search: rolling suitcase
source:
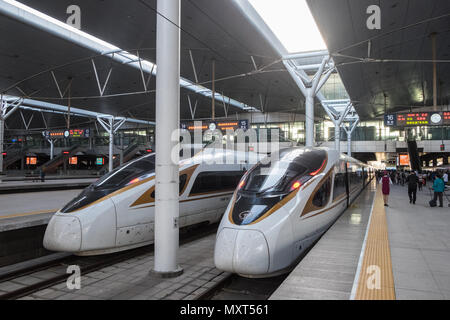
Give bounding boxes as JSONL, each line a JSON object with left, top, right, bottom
{"left": 429, "top": 187, "right": 437, "bottom": 207}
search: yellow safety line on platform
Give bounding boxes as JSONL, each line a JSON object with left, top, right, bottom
{"left": 354, "top": 185, "right": 396, "bottom": 300}
{"left": 0, "top": 209, "right": 56, "bottom": 220}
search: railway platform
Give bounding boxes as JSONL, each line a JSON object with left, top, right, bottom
{"left": 0, "top": 178, "right": 96, "bottom": 193}
{"left": 0, "top": 189, "right": 82, "bottom": 231}
{"left": 270, "top": 182, "right": 450, "bottom": 300}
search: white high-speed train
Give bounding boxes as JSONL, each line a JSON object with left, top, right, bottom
{"left": 214, "top": 147, "right": 374, "bottom": 278}
{"left": 43, "top": 149, "right": 260, "bottom": 255}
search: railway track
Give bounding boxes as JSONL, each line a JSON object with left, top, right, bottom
{"left": 196, "top": 231, "right": 322, "bottom": 300}
{"left": 0, "top": 222, "right": 218, "bottom": 300}
{"left": 196, "top": 273, "right": 289, "bottom": 300}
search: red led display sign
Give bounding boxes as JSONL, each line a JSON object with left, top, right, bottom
{"left": 396, "top": 113, "right": 430, "bottom": 126}
{"left": 444, "top": 112, "right": 450, "bottom": 124}
{"left": 394, "top": 112, "right": 450, "bottom": 126}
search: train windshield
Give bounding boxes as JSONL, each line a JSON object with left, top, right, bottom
{"left": 93, "top": 154, "right": 156, "bottom": 189}
{"left": 60, "top": 154, "right": 156, "bottom": 213}
{"left": 230, "top": 148, "right": 327, "bottom": 225}
{"left": 242, "top": 148, "right": 327, "bottom": 194}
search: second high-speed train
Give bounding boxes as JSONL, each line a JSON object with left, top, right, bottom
{"left": 214, "top": 147, "right": 374, "bottom": 278}
{"left": 44, "top": 149, "right": 260, "bottom": 255}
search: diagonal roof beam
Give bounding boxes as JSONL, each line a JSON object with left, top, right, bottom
{"left": 3, "top": 95, "right": 154, "bottom": 126}
{"left": 0, "top": 0, "right": 258, "bottom": 113}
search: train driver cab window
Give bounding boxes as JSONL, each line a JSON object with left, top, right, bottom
{"left": 312, "top": 177, "right": 331, "bottom": 208}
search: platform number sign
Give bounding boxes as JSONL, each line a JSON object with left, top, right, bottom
{"left": 239, "top": 120, "right": 249, "bottom": 131}
{"left": 384, "top": 114, "right": 396, "bottom": 127}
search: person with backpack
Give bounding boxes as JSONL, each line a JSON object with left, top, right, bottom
{"left": 431, "top": 173, "right": 445, "bottom": 207}
{"left": 406, "top": 171, "right": 419, "bottom": 204}
{"left": 380, "top": 171, "right": 393, "bottom": 207}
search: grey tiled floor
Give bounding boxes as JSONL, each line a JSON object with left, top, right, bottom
{"left": 386, "top": 184, "right": 450, "bottom": 300}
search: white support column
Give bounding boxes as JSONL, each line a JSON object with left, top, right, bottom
{"left": 47, "top": 139, "right": 55, "bottom": 160}
{"left": 321, "top": 102, "right": 352, "bottom": 153}
{"left": 343, "top": 118, "right": 359, "bottom": 157}
{"left": 334, "top": 124, "right": 341, "bottom": 152}
{"left": 108, "top": 117, "right": 114, "bottom": 172}
{"left": 347, "top": 131, "right": 352, "bottom": 157}
{"left": 0, "top": 96, "right": 20, "bottom": 176}
{"left": 97, "top": 116, "right": 126, "bottom": 172}
{"left": 152, "top": 0, "right": 182, "bottom": 277}
{"left": 283, "top": 56, "right": 333, "bottom": 147}
{"left": 305, "top": 89, "right": 314, "bottom": 147}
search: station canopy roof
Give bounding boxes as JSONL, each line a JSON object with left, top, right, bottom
{"left": 0, "top": 0, "right": 314, "bottom": 131}
{"left": 307, "top": 0, "right": 450, "bottom": 120}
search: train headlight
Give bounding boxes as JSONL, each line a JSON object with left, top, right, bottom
{"left": 290, "top": 181, "right": 302, "bottom": 191}
{"left": 125, "top": 172, "right": 154, "bottom": 186}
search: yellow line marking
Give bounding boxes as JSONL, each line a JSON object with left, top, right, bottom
{"left": 354, "top": 185, "right": 395, "bottom": 300}
{"left": 0, "top": 209, "right": 57, "bottom": 220}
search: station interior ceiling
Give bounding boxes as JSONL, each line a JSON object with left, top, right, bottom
{"left": 307, "top": 0, "right": 450, "bottom": 120}
{"left": 1, "top": 0, "right": 317, "bottom": 131}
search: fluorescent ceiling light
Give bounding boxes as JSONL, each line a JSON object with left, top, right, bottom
{"left": 248, "top": 0, "right": 326, "bottom": 53}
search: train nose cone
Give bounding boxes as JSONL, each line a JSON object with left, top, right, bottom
{"left": 43, "top": 215, "right": 82, "bottom": 252}
{"left": 214, "top": 228, "right": 269, "bottom": 276}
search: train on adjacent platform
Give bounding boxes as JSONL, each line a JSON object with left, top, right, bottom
{"left": 43, "top": 149, "right": 259, "bottom": 255}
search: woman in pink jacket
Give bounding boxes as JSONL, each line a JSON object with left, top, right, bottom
{"left": 380, "top": 171, "right": 393, "bottom": 206}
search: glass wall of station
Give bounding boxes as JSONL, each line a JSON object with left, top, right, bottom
{"left": 320, "top": 73, "right": 350, "bottom": 101}
{"left": 251, "top": 119, "right": 450, "bottom": 144}
{"left": 323, "top": 121, "right": 450, "bottom": 142}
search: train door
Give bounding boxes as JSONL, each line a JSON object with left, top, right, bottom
{"left": 332, "top": 160, "right": 348, "bottom": 209}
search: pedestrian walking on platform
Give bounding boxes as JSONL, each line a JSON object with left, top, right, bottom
{"left": 401, "top": 171, "right": 406, "bottom": 186}
{"left": 418, "top": 173, "right": 423, "bottom": 191}
{"left": 432, "top": 173, "right": 445, "bottom": 207}
{"left": 40, "top": 169, "right": 45, "bottom": 182}
{"left": 380, "top": 171, "right": 393, "bottom": 207}
{"left": 406, "top": 171, "right": 419, "bottom": 204}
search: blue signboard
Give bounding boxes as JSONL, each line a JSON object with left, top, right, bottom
{"left": 238, "top": 120, "right": 249, "bottom": 131}
{"left": 384, "top": 114, "right": 396, "bottom": 126}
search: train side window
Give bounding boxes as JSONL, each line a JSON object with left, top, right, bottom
{"left": 312, "top": 177, "right": 332, "bottom": 207}
{"left": 190, "top": 171, "right": 244, "bottom": 195}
